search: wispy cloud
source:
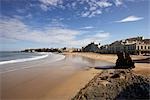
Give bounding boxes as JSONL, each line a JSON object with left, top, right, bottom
{"left": 39, "top": 0, "right": 63, "bottom": 11}
{"left": 38, "top": 0, "right": 140, "bottom": 18}
{"left": 40, "top": 4, "right": 49, "bottom": 11}
{"left": 80, "top": 0, "right": 112, "bottom": 17}
{"left": 0, "top": 17, "right": 110, "bottom": 47}
{"left": 39, "top": 0, "right": 62, "bottom": 6}
{"left": 80, "top": 26, "right": 94, "bottom": 29}
{"left": 96, "top": 1, "right": 112, "bottom": 8}
{"left": 114, "top": 0, "right": 123, "bottom": 6}
{"left": 116, "top": 16, "right": 143, "bottom": 23}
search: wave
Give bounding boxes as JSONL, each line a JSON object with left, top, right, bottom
{"left": 0, "top": 54, "right": 49, "bottom": 65}
{"left": 0, "top": 53, "right": 65, "bottom": 73}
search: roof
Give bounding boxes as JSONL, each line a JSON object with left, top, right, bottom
{"left": 126, "top": 36, "right": 143, "bottom": 41}
{"left": 142, "top": 39, "right": 150, "bottom": 44}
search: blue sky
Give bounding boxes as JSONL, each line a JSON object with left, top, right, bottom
{"left": 0, "top": 0, "right": 149, "bottom": 51}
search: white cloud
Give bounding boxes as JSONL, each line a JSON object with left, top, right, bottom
{"left": 39, "top": 0, "right": 63, "bottom": 11}
{"left": 39, "top": 0, "right": 112, "bottom": 17}
{"left": 96, "top": 1, "right": 112, "bottom": 8}
{"left": 39, "top": 0, "right": 62, "bottom": 6}
{"left": 116, "top": 16, "right": 144, "bottom": 23}
{"left": 80, "top": 26, "right": 94, "bottom": 29}
{"left": 38, "top": 0, "right": 140, "bottom": 18}
{"left": 80, "top": 0, "right": 112, "bottom": 17}
{"left": 81, "top": 0, "right": 112, "bottom": 17}
{"left": 40, "top": 4, "right": 49, "bottom": 11}
{"left": 114, "top": 0, "right": 123, "bottom": 6}
{"left": 48, "top": 18, "right": 66, "bottom": 27}
{"left": 74, "top": 32, "right": 110, "bottom": 46}
{"left": 0, "top": 17, "right": 110, "bottom": 47}
{"left": 0, "top": 17, "right": 78, "bottom": 44}
{"left": 81, "top": 11, "right": 90, "bottom": 17}
{"left": 88, "top": 10, "right": 102, "bottom": 18}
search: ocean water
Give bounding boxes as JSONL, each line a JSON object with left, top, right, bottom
{"left": 0, "top": 51, "right": 43, "bottom": 61}
{"left": 0, "top": 51, "right": 49, "bottom": 65}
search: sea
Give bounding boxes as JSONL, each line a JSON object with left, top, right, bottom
{"left": 0, "top": 51, "right": 49, "bottom": 65}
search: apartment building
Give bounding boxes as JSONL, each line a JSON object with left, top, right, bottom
{"left": 100, "top": 36, "right": 150, "bottom": 55}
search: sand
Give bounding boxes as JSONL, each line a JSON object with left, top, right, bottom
{"left": 42, "top": 52, "right": 150, "bottom": 100}
{"left": 44, "top": 68, "right": 101, "bottom": 100}
{"left": 1, "top": 54, "right": 103, "bottom": 100}
{"left": 1, "top": 52, "right": 149, "bottom": 100}
{"left": 66, "top": 52, "right": 150, "bottom": 76}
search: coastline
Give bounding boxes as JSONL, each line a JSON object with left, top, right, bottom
{"left": 1, "top": 53, "right": 105, "bottom": 100}
{"left": 65, "top": 52, "right": 150, "bottom": 99}
{"left": 0, "top": 53, "right": 65, "bottom": 74}
{"left": 65, "top": 52, "right": 150, "bottom": 76}
{"left": 55, "top": 52, "right": 149, "bottom": 99}
{"left": 0, "top": 52, "right": 66, "bottom": 65}
{"left": 1, "top": 52, "right": 149, "bottom": 100}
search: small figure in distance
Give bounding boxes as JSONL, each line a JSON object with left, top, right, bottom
{"left": 124, "top": 53, "right": 135, "bottom": 68}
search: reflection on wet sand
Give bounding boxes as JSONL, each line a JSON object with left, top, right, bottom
{"left": 1, "top": 54, "right": 113, "bottom": 100}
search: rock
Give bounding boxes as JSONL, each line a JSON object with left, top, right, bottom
{"left": 72, "top": 69, "right": 150, "bottom": 100}
{"left": 115, "top": 52, "right": 135, "bottom": 69}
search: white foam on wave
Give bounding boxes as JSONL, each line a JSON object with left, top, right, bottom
{"left": 0, "top": 53, "right": 49, "bottom": 65}
{"left": 0, "top": 53, "right": 65, "bottom": 74}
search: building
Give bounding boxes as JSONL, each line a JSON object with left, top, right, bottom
{"left": 61, "top": 47, "right": 81, "bottom": 52}
{"left": 135, "top": 39, "right": 150, "bottom": 55}
{"left": 82, "top": 42, "right": 100, "bottom": 52}
{"left": 100, "top": 36, "right": 150, "bottom": 55}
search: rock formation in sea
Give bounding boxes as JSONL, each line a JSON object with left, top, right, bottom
{"left": 72, "top": 69, "right": 150, "bottom": 100}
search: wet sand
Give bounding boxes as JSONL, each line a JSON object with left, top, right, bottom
{"left": 1, "top": 52, "right": 149, "bottom": 100}
{"left": 68, "top": 52, "right": 150, "bottom": 76}
{"left": 1, "top": 54, "right": 113, "bottom": 100}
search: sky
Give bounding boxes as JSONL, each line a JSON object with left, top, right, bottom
{"left": 0, "top": 0, "right": 149, "bottom": 51}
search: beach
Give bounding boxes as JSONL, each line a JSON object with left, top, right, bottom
{"left": 1, "top": 0, "right": 149, "bottom": 99}
{"left": 1, "top": 53, "right": 112, "bottom": 100}
{"left": 67, "top": 52, "right": 150, "bottom": 76}
{"left": 1, "top": 52, "right": 149, "bottom": 100}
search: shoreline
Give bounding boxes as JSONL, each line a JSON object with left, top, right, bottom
{"left": 1, "top": 52, "right": 149, "bottom": 100}
{"left": 0, "top": 53, "right": 65, "bottom": 74}
{"left": 65, "top": 52, "right": 150, "bottom": 99}
{"left": 1, "top": 53, "right": 105, "bottom": 100}
{"left": 0, "top": 52, "right": 65, "bottom": 66}
{"left": 64, "top": 52, "right": 150, "bottom": 76}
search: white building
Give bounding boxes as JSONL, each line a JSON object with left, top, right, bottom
{"left": 100, "top": 36, "right": 150, "bottom": 55}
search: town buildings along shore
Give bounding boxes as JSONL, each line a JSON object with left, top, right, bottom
{"left": 100, "top": 36, "right": 150, "bottom": 55}
{"left": 23, "top": 36, "right": 150, "bottom": 55}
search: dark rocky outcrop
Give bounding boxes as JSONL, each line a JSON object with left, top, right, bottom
{"left": 72, "top": 69, "right": 150, "bottom": 100}
{"left": 115, "top": 52, "right": 135, "bottom": 69}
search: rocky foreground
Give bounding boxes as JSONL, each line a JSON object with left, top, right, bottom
{"left": 72, "top": 69, "right": 150, "bottom": 100}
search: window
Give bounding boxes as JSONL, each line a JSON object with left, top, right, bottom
{"left": 141, "top": 46, "right": 143, "bottom": 49}
{"left": 137, "top": 46, "right": 139, "bottom": 50}
{"left": 148, "top": 46, "right": 150, "bottom": 49}
{"left": 145, "top": 46, "right": 146, "bottom": 49}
